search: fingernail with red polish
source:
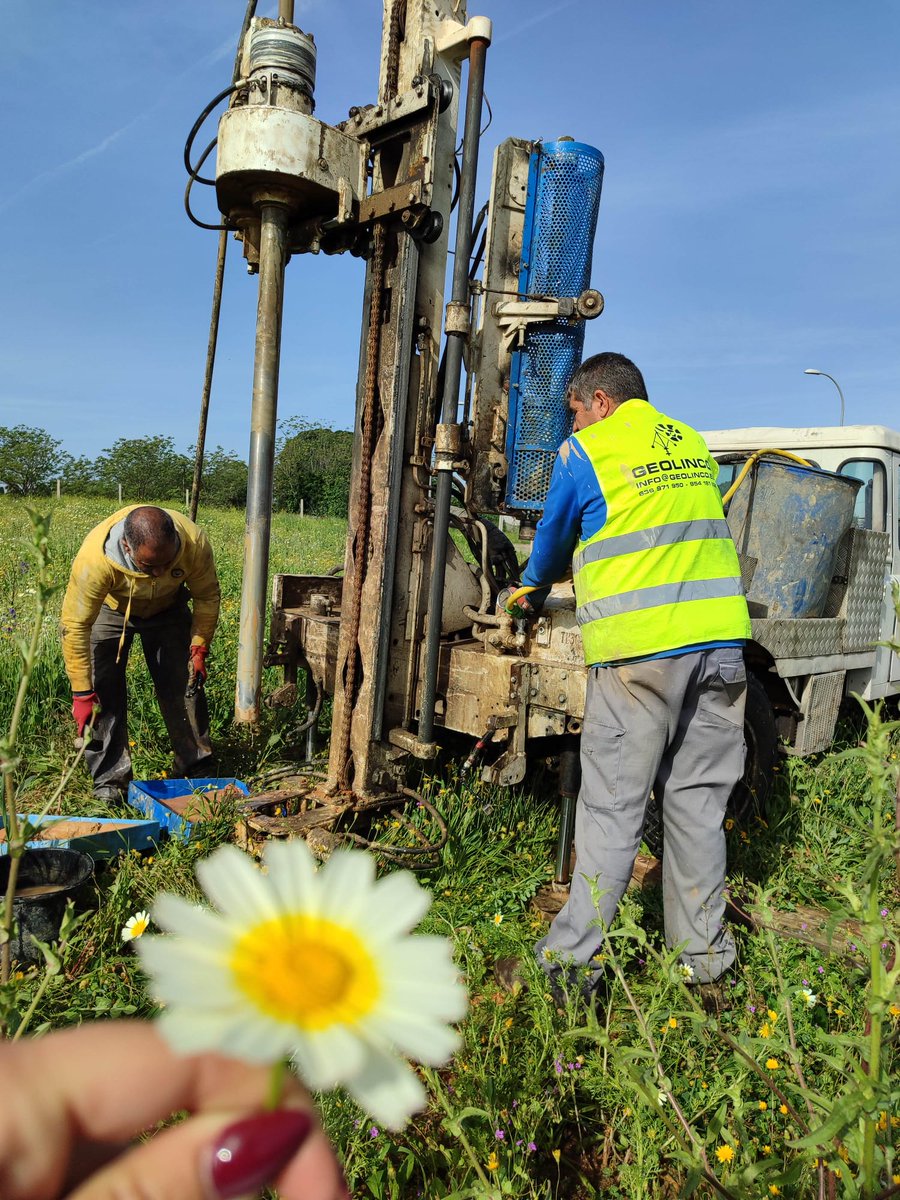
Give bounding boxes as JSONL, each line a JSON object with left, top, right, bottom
{"left": 208, "top": 1109, "right": 314, "bottom": 1199}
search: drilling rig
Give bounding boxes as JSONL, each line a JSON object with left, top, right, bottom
{"left": 188, "top": 0, "right": 608, "bottom": 877}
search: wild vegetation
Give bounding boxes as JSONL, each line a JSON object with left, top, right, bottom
{"left": 0, "top": 496, "right": 898, "bottom": 1198}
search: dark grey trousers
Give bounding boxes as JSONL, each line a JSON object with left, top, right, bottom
{"left": 86, "top": 601, "right": 213, "bottom": 796}
{"left": 536, "top": 646, "right": 747, "bottom": 985}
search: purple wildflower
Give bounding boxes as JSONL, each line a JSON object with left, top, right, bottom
{"left": 749, "top": 1005, "right": 756, "bottom": 1013}
{"left": 528, "top": 1142, "right": 537, "bottom": 1152}
{"left": 881, "top": 909, "right": 889, "bottom": 917}
{"left": 370, "top": 1126, "right": 379, "bottom": 1139}
{"left": 495, "top": 1129, "right": 505, "bottom": 1141}
{"left": 554, "top": 1058, "right": 563, "bottom": 1075}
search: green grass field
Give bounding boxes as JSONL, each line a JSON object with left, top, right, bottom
{"left": 1, "top": 496, "right": 898, "bottom": 1198}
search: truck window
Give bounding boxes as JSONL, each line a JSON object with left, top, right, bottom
{"left": 837, "top": 458, "right": 886, "bottom": 531}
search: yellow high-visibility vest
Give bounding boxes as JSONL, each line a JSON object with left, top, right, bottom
{"left": 572, "top": 399, "right": 750, "bottom": 664}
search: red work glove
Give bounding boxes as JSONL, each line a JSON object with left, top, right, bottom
{"left": 188, "top": 644, "right": 209, "bottom": 691}
{"left": 72, "top": 691, "right": 99, "bottom": 737}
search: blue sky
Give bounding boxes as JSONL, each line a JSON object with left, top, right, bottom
{"left": 2, "top": 1, "right": 898, "bottom": 461}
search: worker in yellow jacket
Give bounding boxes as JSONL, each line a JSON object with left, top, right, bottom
{"left": 60, "top": 505, "right": 221, "bottom": 801}
{"left": 507, "top": 352, "right": 751, "bottom": 1010}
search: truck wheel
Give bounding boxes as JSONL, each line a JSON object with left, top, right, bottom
{"left": 642, "top": 671, "right": 777, "bottom": 857}
{"left": 730, "top": 671, "right": 777, "bottom": 824}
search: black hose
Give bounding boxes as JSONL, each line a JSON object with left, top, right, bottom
{"left": 183, "top": 81, "right": 247, "bottom": 185}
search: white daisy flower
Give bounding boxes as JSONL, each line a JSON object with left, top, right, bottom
{"left": 121, "top": 910, "right": 151, "bottom": 942}
{"left": 799, "top": 987, "right": 818, "bottom": 1008}
{"left": 492, "top": 912, "right": 503, "bottom": 926}
{"left": 677, "top": 963, "right": 695, "bottom": 981}
{"left": 137, "top": 841, "right": 467, "bottom": 1129}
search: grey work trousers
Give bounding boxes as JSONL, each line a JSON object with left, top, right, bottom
{"left": 85, "top": 601, "right": 213, "bottom": 796}
{"left": 536, "top": 646, "right": 746, "bottom": 985}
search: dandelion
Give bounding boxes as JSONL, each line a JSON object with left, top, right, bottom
{"left": 715, "top": 1144, "right": 734, "bottom": 1163}
{"left": 138, "top": 841, "right": 467, "bottom": 1128}
{"left": 492, "top": 912, "right": 503, "bottom": 925}
{"left": 889, "top": 1004, "right": 900, "bottom": 1018}
{"left": 765, "top": 1058, "right": 780, "bottom": 1071}
{"left": 769, "top": 1187, "right": 781, "bottom": 1195}
{"left": 767, "top": 1009, "right": 778, "bottom": 1022}
{"left": 762, "top": 1144, "right": 772, "bottom": 1154}
{"left": 668, "top": 1016, "right": 678, "bottom": 1029}
{"left": 758, "top": 1100, "right": 768, "bottom": 1111}
{"left": 779, "top": 1104, "right": 788, "bottom": 1115}
{"left": 121, "top": 910, "right": 151, "bottom": 942}
{"left": 759, "top": 1022, "right": 772, "bottom": 1039}
{"left": 486, "top": 1151, "right": 499, "bottom": 1171}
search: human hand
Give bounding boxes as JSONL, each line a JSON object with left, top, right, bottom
{"left": 503, "top": 585, "right": 542, "bottom": 619}
{"left": 0, "top": 1020, "right": 348, "bottom": 1200}
{"left": 71, "top": 692, "right": 99, "bottom": 738}
{"left": 188, "top": 644, "right": 209, "bottom": 694}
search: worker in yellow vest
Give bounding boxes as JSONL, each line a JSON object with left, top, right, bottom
{"left": 508, "top": 352, "right": 751, "bottom": 1008}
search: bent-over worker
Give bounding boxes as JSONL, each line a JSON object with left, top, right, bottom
{"left": 511, "top": 352, "right": 751, "bottom": 1002}
{"left": 61, "top": 505, "right": 221, "bottom": 801}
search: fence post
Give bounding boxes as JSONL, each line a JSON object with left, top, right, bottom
{"left": 56, "top": 479, "right": 61, "bottom": 499}
{"left": 118, "top": 483, "right": 122, "bottom": 503}
{"left": 300, "top": 498, "right": 304, "bottom": 518}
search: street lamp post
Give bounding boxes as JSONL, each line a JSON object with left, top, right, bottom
{"left": 804, "top": 368, "right": 845, "bottom": 426}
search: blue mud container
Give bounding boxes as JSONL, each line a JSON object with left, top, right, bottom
{"left": 127, "top": 778, "right": 249, "bottom": 842}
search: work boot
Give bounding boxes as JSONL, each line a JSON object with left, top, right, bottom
{"left": 494, "top": 955, "right": 526, "bottom": 996}
{"left": 93, "top": 784, "right": 127, "bottom": 805}
{"left": 694, "top": 975, "right": 734, "bottom": 1015}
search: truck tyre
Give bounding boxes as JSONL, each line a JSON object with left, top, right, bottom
{"left": 730, "top": 670, "right": 777, "bottom": 824}
{"left": 642, "top": 670, "right": 777, "bottom": 857}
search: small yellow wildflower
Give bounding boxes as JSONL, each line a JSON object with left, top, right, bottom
{"left": 552, "top": 1149, "right": 561, "bottom": 1164}
{"left": 835, "top": 1006, "right": 845, "bottom": 1016}
{"left": 769, "top": 1187, "right": 781, "bottom": 1196}
{"left": 889, "top": 1004, "right": 900, "bottom": 1018}
{"left": 486, "top": 1151, "right": 499, "bottom": 1171}
{"left": 716, "top": 1144, "right": 734, "bottom": 1164}
{"left": 892, "top": 1174, "right": 900, "bottom": 1186}
{"left": 504, "top": 1016, "right": 513, "bottom": 1029}
{"left": 668, "top": 1016, "right": 678, "bottom": 1029}
{"left": 758, "top": 1100, "right": 768, "bottom": 1111}
{"left": 492, "top": 912, "right": 503, "bottom": 925}
{"left": 766, "top": 1058, "right": 780, "bottom": 1071}
{"left": 759, "top": 1022, "right": 772, "bottom": 1038}
{"left": 779, "top": 1104, "right": 788, "bottom": 1115}
{"left": 767, "top": 1009, "right": 778, "bottom": 1022}
{"left": 763, "top": 1145, "right": 772, "bottom": 1154}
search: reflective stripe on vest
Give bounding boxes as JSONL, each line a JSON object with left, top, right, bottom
{"left": 571, "top": 400, "right": 751, "bottom": 664}
{"left": 573, "top": 517, "right": 732, "bottom": 573}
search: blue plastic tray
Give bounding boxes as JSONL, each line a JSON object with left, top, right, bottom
{"left": 127, "top": 778, "right": 249, "bottom": 842}
{"left": 1, "top": 813, "right": 160, "bottom": 859}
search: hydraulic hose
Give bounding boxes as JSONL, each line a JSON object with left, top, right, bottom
{"left": 417, "top": 32, "right": 491, "bottom": 747}
{"left": 721, "top": 449, "right": 812, "bottom": 508}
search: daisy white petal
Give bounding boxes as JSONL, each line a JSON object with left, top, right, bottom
{"left": 263, "top": 838, "right": 320, "bottom": 913}
{"left": 292, "top": 1024, "right": 369, "bottom": 1089}
{"left": 152, "top": 893, "right": 233, "bottom": 948}
{"left": 344, "top": 1045, "right": 428, "bottom": 1131}
{"left": 121, "top": 911, "right": 151, "bottom": 942}
{"left": 355, "top": 871, "right": 432, "bottom": 943}
{"left": 371, "top": 1012, "right": 461, "bottom": 1065}
{"left": 195, "top": 845, "right": 279, "bottom": 923}
{"left": 317, "top": 849, "right": 377, "bottom": 922}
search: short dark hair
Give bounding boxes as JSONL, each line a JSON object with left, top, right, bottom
{"left": 124, "top": 506, "right": 176, "bottom": 551}
{"left": 568, "top": 352, "right": 648, "bottom": 409}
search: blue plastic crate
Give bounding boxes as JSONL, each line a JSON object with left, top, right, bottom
{"left": 1, "top": 813, "right": 160, "bottom": 859}
{"left": 127, "top": 778, "right": 249, "bottom": 842}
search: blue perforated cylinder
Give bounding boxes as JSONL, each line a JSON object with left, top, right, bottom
{"left": 504, "top": 139, "right": 604, "bottom": 511}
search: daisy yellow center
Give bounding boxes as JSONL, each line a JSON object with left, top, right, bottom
{"left": 130, "top": 915, "right": 149, "bottom": 937}
{"left": 230, "top": 914, "right": 381, "bottom": 1030}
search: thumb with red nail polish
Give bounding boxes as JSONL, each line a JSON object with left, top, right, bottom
{"left": 0, "top": 1022, "right": 349, "bottom": 1200}
{"left": 208, "top": 1109, "right": 313, "bottom": 1199}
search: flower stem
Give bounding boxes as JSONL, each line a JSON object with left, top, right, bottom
{"left": 423, "top": 1067, "right": 496, "bottom": 1196}
{"left": 266, "top": 1058, "right": 289, "bottom": 1110}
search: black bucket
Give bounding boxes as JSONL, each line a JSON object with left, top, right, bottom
{"left": 0, "top": 848, "right": 94, "bottom": 964}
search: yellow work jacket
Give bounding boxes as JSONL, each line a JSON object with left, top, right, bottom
{"left": 60, "top": 506, "right": 221, "bottom": 692}
{"left": 572, "top": 400, "right": 750, "bottom": 664}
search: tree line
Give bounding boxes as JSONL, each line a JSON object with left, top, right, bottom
{"left": 0, "top": 420, "right": 354, "bottom": 517}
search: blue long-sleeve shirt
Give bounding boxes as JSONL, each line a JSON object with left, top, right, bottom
{"left": 520, "top": 431, "right": 741, "bottom": 666}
